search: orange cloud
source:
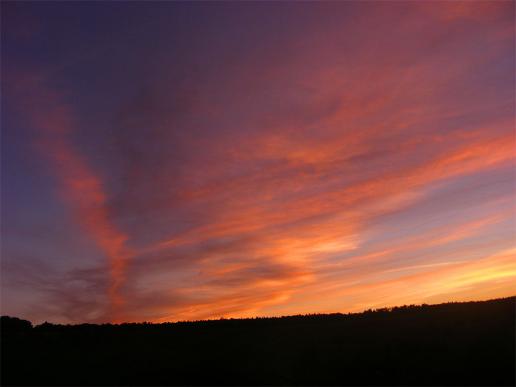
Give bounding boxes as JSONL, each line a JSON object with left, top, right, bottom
{"left": 3, "top": 1, "right": 513, "bottom": 324}
{"left": 24, "top": 78, "right": 132, "bottom": 321}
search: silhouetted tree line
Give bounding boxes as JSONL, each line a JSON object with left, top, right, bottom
{"left": 1, "top": 297, "right": 514, "bottom": 386}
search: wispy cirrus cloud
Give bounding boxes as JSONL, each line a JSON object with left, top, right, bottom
{"left": 4, "top": 73, "right": 132, "bottom": 321}
{"left": 1, "top": 1, "right": 514, "bottom": 323}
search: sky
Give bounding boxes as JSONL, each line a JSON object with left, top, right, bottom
{"left": 1, "top": 1, "right": 515, "bottom": 324}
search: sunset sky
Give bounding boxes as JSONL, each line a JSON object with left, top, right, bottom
{"left": 1, "top": 1, "right": 515, "bottom": 324}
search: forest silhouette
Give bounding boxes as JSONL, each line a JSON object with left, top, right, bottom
{"left": 1, "top": 296, "right": 514, "bottom": 386}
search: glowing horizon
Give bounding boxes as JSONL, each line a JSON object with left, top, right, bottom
{"left": 1, "top": 1, "right": 515, "bottom": 324}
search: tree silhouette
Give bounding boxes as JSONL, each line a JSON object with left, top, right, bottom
{"left": 1, "top": 297, "right": 514, "bottom": 386}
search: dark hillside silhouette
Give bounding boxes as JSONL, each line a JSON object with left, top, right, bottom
{"left": 1, "top": 297, "right": 515, "bottom": 386}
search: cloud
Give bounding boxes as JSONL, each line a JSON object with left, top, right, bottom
{"left": 2, "top": 1, "right": 514, "bottom": 323}
{"left": 7, "top": 73, "right": 132, "bottom": 321}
